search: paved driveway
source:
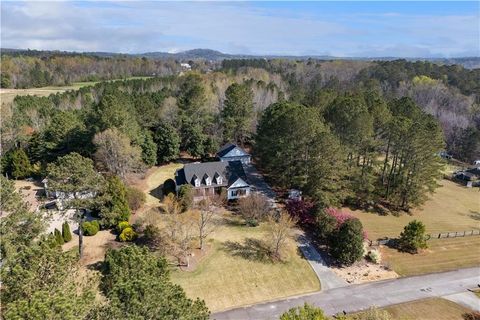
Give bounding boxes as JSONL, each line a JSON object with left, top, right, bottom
{"left": 243, "top": 164, "right": 277, "bottom": 202}
{"left": 213, "top": 267, "right": 480, "bottom": 319}
{"left": 243, "top": 163, "right": 347, "bottom": 289}
{"left": 297, "top": 234, "right": 348, "bottom": 290}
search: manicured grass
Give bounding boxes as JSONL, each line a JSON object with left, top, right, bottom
{"left": 348, "top": 180, "right": 480, "bottom": 240}
{"left": 141, "top": 163, "right": 183, "bottom": 207}
{"left": 382, "top": 298, "right": 472, "bottom": 320}
{"left": 132, "top": 163, "right": 320, "bottom": 312}
{"left": 381, "top": 237, "right": 480, "bottom": 276}
{"left": 170, "top": 215, "right": 320, "bottom": 312}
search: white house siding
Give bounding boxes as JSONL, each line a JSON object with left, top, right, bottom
{"left": 220, "top": 147, "right": 251, "bottom": 164}
{"left": 227, "top": 177, "right": 250, "bottom": 200}
{"left": 227, "top": 187, "right": 250, "bottom": 200}
{"left": 220, "top": 156, "right": 250, "bottom": 164}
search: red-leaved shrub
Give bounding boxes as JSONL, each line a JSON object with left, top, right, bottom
{"left": 324, "top": 207, "right": 368, "bottom": 239}
{"left": 286, "top": 199, "right": 315, "bottom": 226}
{"left": 324, "top": 207, "right": 354, "bottom": 227}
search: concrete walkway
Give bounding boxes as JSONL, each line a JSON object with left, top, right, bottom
{"left": 213, "top": 267, "right": 480, "bottom": 319}
{"left": 444, "top": 291, "right": 480, "bottom": 311}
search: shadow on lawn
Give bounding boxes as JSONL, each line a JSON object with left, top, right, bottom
{"left": 149, "top": 184, "right": 164, "bottom": 202}
{"left": 222, "top": 238, "right": 272, "bottom": 263}
{"left": 221, "top": 215, "right": 246, "bottom": 227}
{"left": 469, "top": 211, "right": 480, "bottom": 221}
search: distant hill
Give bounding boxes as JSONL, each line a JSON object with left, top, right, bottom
{"left": 1, "top": 48, "right": 479, "bottom": 69}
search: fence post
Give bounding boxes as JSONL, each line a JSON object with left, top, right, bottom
{"left": 463, "top": 231, "right": 466, "bottom": 237}
{"left": 455, "top": 232, "right": 457, "bottom": 238}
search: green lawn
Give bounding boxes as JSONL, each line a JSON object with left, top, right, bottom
{"left": 170, "top": 215, "right": 320, "bottom": 312}
{"left": 346, "top": 179, "right": 480, "bottom": 276}
{"left": 132, "top": 163, "right": 320, "bottom": 312}
{"left": 381, "top": 237, "right": 480, "bottom": 276}
{"left": 381, "top": 298, "right": 473, "bottom": 320}
{"left": 140, "top": 163, "right": 183, "bottom": 207}
{"left": 348, "top": 179, "right": 480, "bottom": 240}
{"left": 0, "top": 76, "right": 153, "bottom": 105}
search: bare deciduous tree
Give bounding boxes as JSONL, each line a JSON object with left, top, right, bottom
{"left": 237, "top": 193, "right": 272, "bottom": 226}
{"left": 265, "top": 211, "right": 296, "bottom": 261}
{"left": 162, "top": 195, "right": 196, "bottom": 266}
{"left": 162, "top": 194, "right": 182, "bottom": 239}
{"left": 171, "top": 212, "right": 196, "bottom": 267}
{"left": 93, "top": 128, "right": 143, "bottom": 179}
{"left": 195, "top": 198, "right": 217, "bottom": 250}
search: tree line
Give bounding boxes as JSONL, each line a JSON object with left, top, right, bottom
{"left": 2, "top": 72, "right": 281, "bottom": 180}
{"left": 0, "top": 54, "right": 181, "bottom": 88}
{"left": 256, "top": 93, "right": 445, "bottom": 211}
{"left": 223, "top": 58, "right": 480, "bottom": 162}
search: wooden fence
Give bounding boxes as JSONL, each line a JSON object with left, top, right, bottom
{"left": 428, "top": 229, "right": 480, "bottom": 240}
{"left": 368, "top": 229, "right": 480, "bottom": 246}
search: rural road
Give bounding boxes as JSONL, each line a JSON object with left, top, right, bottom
{"left": 213, "top": 267, "right": 480, "bottom": 320}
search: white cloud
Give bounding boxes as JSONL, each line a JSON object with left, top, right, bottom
{"left": 1, "top": 1, "right": 478, "bottom": 57}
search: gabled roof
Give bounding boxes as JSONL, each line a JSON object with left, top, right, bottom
{"left": 175, "top": 160, "right": 249, "bottom": 188}
{"left": 217, "top": 143, "right": 250, "bottom": 158}
{"left": 465, "top": 167, "right": 480, "bottom": 177}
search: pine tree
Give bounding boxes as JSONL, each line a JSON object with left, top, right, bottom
{"left": 62, "top": 222, "right": 72, "bottom": 243}
{"left": 54, "top": 228, "right": 64, "bottom": 245}
{"left": 153, "top": 122, "right": 180, "bottom": 163}
{"left": 398, "top": 220, "right": 428, "bottom": 253}
{"left": 10, "top": 149, "right": 32, "bottom": 179}
{"left": 221, "top": 83, "right": 254, "bottom": 144}
{"left": 98, "top": 176, "right": 131, "bottom": 228}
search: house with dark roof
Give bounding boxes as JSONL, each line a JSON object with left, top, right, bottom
{"left": 217, "top": 143, "right": 251, "bottom": 164}
{"left": 454, "top": 167, "right": 480, "bottom": 187}
{"left": 175, "top": 160, "right": 251, "bottom": 200}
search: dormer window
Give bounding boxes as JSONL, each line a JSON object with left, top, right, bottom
{"left": 214, "top": 172, "right": 223, "bottom": 185}
{"left": 203, "top": 173, "right": 211, "bottom": 186}
{"left": 192, "top": 174, "right": 200, "bottom": 187}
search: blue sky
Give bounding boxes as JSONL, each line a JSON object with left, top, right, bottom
{"left": 1, "top": 1, "right": 478, "bottom": 57}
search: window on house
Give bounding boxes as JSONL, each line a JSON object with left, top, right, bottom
{"left": 216, "top": 176, "right": 223, "bottom": 184}
{"left": 206, "top": 177, "right": 211, "bottom": 186}
{"left": 194, "top": 179, "right": 200, "bottom": 187}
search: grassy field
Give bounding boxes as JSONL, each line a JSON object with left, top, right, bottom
{"left": 0, "top": 76, "right": 153, "bottom": 105}
{"left": 139, "top": 163, "right": 183, "bottom": 207}
{"left": 170, "top": 215, "right": 320, "bottom": 312}
{"left": 381, "top": 237, "right": 480, "bottom": 276}
{"left": 381, "top": 298, "right": 473, "bottom": 320}
{"left": 348, "top": 180, "right": 480, "bottom": 240}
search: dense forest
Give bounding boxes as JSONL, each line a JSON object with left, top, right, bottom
{"left": 1, "top": 65, "right": 472, "bottom": 211}
{"left": 2, "top": 52, "right": 479, "bottom": 162}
